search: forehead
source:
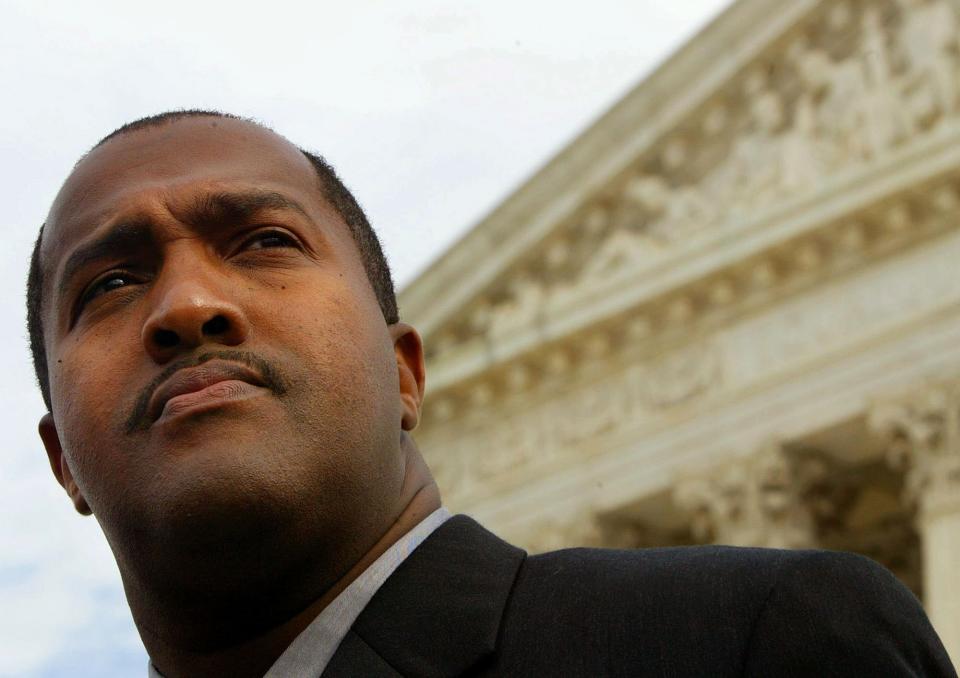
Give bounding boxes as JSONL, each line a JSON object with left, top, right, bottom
{"left": 42, "top": 117, "right": 325, "bottom": 268}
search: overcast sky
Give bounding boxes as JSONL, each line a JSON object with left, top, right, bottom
{"left": 1, "top": 1, "right": 731, "bottom": 675}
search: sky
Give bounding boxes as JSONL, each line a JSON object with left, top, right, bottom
{"left": 1, "top": 1, "right": 732, "bottom": 675}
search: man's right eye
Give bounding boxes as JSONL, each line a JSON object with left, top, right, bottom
{"left": 79, "top": 272, "right": 137, "bottom": 309}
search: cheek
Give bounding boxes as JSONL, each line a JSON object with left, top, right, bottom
{"left": 256, "top": 286, "right": 405, "bottom": 513}
{"left": 49, "top": 325, "right": 142, "bottom": 467}
{"left": 274, "top": 285, "right": 400, "bottom": 433}
{"left": 284, "top": 276, "right": 394, "bottom": 373}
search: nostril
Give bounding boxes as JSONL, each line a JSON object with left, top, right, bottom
{"left": 154, "top": 329, "right": 179, "bottom": 348}
{"left": 202, "top": 315, "right": 229, "bottom": 336}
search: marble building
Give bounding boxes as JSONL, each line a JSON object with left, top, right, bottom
{"left": 400, "top": 0, "right": 960, "bottom": 663}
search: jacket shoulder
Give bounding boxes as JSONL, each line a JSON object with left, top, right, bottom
{"left": 740, "top": 548, "right": 955, "bottom": 676}
{"left": 492, "top": 546, "right": 955, "bottom": 677}
{"left": 518, "top": 542, "right": 792, "bottom": 608}
{"left": 495, "top": 545, "right": 783, "bottom": 676}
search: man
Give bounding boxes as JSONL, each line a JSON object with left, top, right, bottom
{"left": 29, "top": 111, "right": 955, "bottom": 677}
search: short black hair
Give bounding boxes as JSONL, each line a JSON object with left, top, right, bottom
{"left": 26, "top": 109, "right": 399, "bottom": 410}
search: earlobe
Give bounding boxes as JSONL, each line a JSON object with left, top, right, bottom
{"left": 38, "top": 413, "right": 92, "bottom": 516}
{"left": 389, "top": 323, "right": 426, "bottom": 431}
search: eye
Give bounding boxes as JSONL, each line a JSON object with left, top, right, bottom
{"left": 240, "top": 229, "right": 300, "bottom": 251}
{"left": 78, "top": 271, "right": 139, "bottom": 310}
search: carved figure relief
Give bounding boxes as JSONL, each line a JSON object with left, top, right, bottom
{"left": 623, "top": 174, "right": 713, "bottom": 242}
{"left": 721, "top": 75, "right": 792, "bottom": 209}
{"left": 579, "top": 227, "right": 660, "bottom": 282}
{"left": 860, "top": 8, "right": 912, "bottom": 156}
{"left": 896, "top": 0, "right": 959, "bottom": 129}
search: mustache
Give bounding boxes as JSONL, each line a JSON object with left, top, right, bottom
{"left": 124, "top": 350, "right": 289, "bottom": 434}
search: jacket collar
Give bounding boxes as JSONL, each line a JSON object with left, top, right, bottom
{"left": 323, "top": 514, "right": 526, "bottom": 677}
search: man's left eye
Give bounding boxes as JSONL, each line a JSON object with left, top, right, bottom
{"left": 242, "top": 230, "right": 299, "bottom": 250}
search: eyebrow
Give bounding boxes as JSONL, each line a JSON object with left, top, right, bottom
{"left": 56, "top": 189, "right": 312, "bottom": 301}
{"left": 57, "top": 219, "right": 154, "bottom": 299}
{"left": 184, "top": 190, "right": 311, "bottom": 226}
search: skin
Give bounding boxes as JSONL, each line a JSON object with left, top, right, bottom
{"left": 36, "top": 117, "right": 440, "bottom": 678}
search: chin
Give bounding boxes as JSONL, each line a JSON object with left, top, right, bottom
{"left": 170, "top": 468, "right": 291, "bottom": 534}
{"left": 109, "top": 456, "right": 300, "bottom": 573}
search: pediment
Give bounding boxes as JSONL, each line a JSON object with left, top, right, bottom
{"left": 399, "top": 0, "right": 960, "bottom": 388}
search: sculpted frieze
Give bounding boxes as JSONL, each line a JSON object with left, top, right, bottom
{"left": 432, "top": 0, "right": 960, "bottom": 351}
{"left": 577, "top": 227, "right": 664, "bottom": 283}
{"left": 898, "top": 0, "right": 959, "bottom": 128}
{"left": 617, "top": 174, "right": 714, "bottom": 244}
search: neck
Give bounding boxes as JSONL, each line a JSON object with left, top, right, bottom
{"left": 140, "top": 442, "right": 441, "bottom": 678}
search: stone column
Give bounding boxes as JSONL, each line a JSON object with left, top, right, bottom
{"left": 673, "top": 440, "right": 824, "bottom": 549}
{"left": 870, "top": 381, "right": 960, "bottom": 666}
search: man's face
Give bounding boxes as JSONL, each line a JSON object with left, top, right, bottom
{"left": 38, "top": 118, "right": 417, "bottom": 589}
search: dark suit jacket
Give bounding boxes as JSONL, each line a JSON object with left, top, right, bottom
{"left": 322, "top": 515, "right": 956, "bottom": 677}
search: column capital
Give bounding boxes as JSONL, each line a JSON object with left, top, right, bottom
{"left": 673, "top": 440, "right": 831, "bottom": 549}
{"left": 869, "top": 379, "right": 960, "bottom": 521}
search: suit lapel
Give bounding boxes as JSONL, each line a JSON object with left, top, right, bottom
{"left": 321, "top": 630, "right": 402, "bottom": 677}
{"left": 325, "top": 515, "right": 525, "bottom": 678}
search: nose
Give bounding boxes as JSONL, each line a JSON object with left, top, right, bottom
{"left": 141, "top": 268, "right": 249, "bottom": 364}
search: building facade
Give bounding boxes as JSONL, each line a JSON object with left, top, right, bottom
{"left": 400, "top": 0, "right": 960, "bottom": 663}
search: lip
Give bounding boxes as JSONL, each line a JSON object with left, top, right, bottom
{"left": 148, "top": 361, "right": 268, "bottom": 424}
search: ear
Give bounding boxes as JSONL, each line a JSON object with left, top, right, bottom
{"left": 389, "top": 323, "right": 425, "bottom": 431}
{"left": 38, "top": 413, "right": 92, "bottom": 516}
